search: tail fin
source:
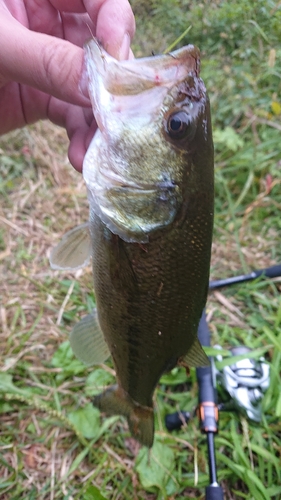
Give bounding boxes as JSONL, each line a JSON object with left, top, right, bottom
{"left": 93, "top": 385, "right": 154, "bottom": 447}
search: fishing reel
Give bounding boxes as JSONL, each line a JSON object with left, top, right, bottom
{"left": 214, "top": 345, "right": 270, "bottom": 422}
{"left": 165, "top": 343, "right": 270, "bottom": 500}
{"left": 165, "top": 345, "right": 270, "bottom": 431}
{"left": 164, "top": 262, "right": 281, "bottom": 500}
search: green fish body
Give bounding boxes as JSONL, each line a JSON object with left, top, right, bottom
{"left": 51, "top": 40, "right": 214, "bottom": 447}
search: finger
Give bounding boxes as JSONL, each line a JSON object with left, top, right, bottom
{"left": 50, "top": 0, "right": 135, "bottom": 57}
{"left": 26, "top": 1, "right": 95, "bottom": 48}
{"left": 0, "top": 17, "right": 89, "bottom": 106}
{"left": 67, "top": 115, "right": 97, "bottom": 172}
{"left": 68, "top": 121, "right": 97, "bottom": 172}
{"left": 0, "top": 0, "right": 135, "bottom": 106}
{"left": 66, "top": 106, "right": 97, "bottom": 171}
{"left": 68, "top": 128, "right": 86, "bottom": 173}
{"left": 49, "top": 0, "right": 87, "bottom": 13}
{"left": 87, "top": 0, "right": 136, "bottom": 60}
{"left": 59, "top": 0, "right": 136, "bottom": 60}
{"left": 46, "top": 95, "right": 96, "bottom": 171}
{"left": 0, "top": 82, "right": 30, "bottom": 133}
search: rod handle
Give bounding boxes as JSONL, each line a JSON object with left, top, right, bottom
{"left": 196, "top": 312, "right": 219, "bottom": 433}
{"left": 205, "top": 484, "right": 224, "bottom": 500}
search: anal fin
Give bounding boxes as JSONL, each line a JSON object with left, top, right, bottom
{"left": 70, "top": 309, "right": 110, "bottom": 366}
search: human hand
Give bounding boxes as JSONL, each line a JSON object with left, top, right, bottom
{"left": 0, "top": 0, "right": 135, "bottom": 171}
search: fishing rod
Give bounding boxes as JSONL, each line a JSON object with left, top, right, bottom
{"left": 166, "top": 312, "right": 223, "bottom": 500}
{"left": 197, "top": 312, "right": 223, "bottom": 500}
{"left": 209, "top": 263, "right": 281, "bottom": 290}
{"left": 165, "top": 263, "right": 280, "bottom": 499}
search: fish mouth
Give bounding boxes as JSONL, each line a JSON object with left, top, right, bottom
{"left": 85, "top": 157, "right": 180, "bottom": 243}
{"left": 85, "top": 38, "right": 200, "bottom": 95}
{"left": 98, "top": 168, "right": 177, "bottom": 192}
{"left": 84, "top": 38, "right": 201, "bottom": 132}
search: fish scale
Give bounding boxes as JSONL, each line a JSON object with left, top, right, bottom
{"left": 91, "top": 184, "right": 213, "bottom": 412}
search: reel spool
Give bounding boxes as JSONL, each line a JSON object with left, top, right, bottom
{"left": 214, "top": 346, "right": 270, "bottom": 422}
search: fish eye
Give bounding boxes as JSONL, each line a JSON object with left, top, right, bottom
{"left": 165, "top": 111, "right": 194, "bottom": 140}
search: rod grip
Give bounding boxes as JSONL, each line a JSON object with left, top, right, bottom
{"left": 196, "top": 311, "right": 218, "bottom": 433}
{"left": 205, "top": 485, "right": 224, "bottom": 500}
{"left": 264, "top": 263, "right": 281, "bottom": 278}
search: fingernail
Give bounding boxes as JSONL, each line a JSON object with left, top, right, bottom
{"left": 119, "top": 33, "right": 131, "bottom": 60}
{"left": 128, "top": 48, "right": 135, "bottom": 60}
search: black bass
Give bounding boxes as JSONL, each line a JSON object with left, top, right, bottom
{"left": 50, "top": 40, "right": 214, "bottom": 447}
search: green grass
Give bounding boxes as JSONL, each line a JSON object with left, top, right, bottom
{"left": 0, "top": 1, "right": 281, "bottom": 498}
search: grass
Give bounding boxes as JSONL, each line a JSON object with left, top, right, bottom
{"left": 0, "top": 0, "right": 281, "bottom": 498}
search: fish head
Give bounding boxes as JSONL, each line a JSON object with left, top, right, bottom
{"left": 83, "top": 39, "right": 213, "bottom": 242}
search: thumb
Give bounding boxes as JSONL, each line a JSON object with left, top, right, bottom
{"left": 0, "top": 20, "right": 90, "bottom": 107}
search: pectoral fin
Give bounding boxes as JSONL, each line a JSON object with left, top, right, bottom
{"left": 180, "top": 338, "right": 210, "bottom": 367}
{"left": 70, "top": 310, "right": 110, "bottom": 366}
{"left": 50, "top": 223, "right": 91, "bottom": 270}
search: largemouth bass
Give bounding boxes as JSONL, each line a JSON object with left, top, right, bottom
{"left": 50, "top": 39, "right": 214, "bottom": 447}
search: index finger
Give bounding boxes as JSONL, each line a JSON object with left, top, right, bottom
{"left": 51, "top": 0, "right": 135, "bottom": 59}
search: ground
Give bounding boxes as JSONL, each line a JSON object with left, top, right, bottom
{"left": 0, "top": 1, "right": 281, "bottom": 499}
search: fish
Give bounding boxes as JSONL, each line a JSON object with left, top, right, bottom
{"left": 50, "top": 39, "right": 214, "bottom": 448}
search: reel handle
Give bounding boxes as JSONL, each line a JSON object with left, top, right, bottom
{"left": 165, "top": 411, "right": 190, "bottom": 431}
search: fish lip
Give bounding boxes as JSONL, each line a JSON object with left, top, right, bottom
{"left": 84, "top": 38, "right": 200, "bottom": 92}
{"left": 83, "top": 38, "right": 201, "bottom": 132}
{"left": 96, "top": 167, "right": 177, "bottom": 192}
